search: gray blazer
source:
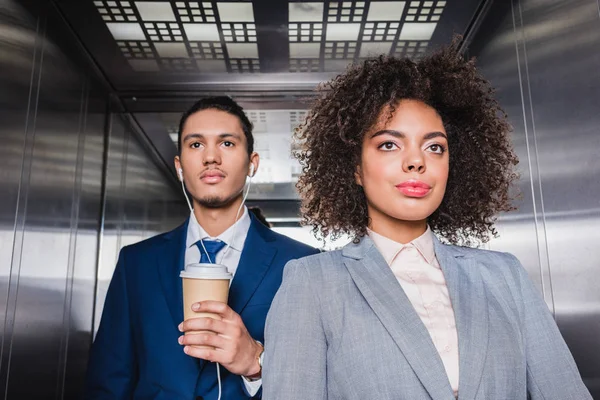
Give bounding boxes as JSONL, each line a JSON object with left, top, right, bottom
{"left": 263, "top": 235, "right": 591, "bottom": 400}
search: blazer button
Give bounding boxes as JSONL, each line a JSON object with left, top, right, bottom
{"left": 196, "top": 397, "right": 204, "bottom": 400}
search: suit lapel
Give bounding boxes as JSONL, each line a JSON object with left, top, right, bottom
{"left": 228, "top": 214, "right": 277, "bottom": 315}
{"left": 434, "top": 239, "right": 489, "bottom": 400}
{"left": 155, "top": 218, "right": 202, "bottom": 380}
{"left": 157, "top": 218, "right": 189, "bottom": 329}
{"left": 197, "top": 215, "right": 276, "bottom": 376}
{"left": 343, "top": 237, "right": 454, "bottom": 399}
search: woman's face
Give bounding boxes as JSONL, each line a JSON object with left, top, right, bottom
{"left": 356, "top": 99, "right": 449, "bottom": 234}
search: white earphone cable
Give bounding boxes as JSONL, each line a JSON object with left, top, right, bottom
{"left": 179, "top": 164, "right": 254, "bottom": 400}
{"left": 180, "top": 169, "right": 194, "bottom": 213}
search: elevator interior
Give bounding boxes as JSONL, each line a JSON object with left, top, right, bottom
{"left": 1, "top": 0, "right": 599, "bottom": 398}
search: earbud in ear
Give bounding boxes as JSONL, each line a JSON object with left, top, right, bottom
{"left": 178, "top": 168, "right": 184, "bottom": 181}
{"left": 249, "top": 164, "right": 255, "bottom": 177}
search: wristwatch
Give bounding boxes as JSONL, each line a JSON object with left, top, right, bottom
{"left": 243, "top": 341, "right": 264, "bottom": 382}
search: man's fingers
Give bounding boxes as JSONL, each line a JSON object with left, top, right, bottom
{"left": 191, "top": 301, "right": 236, "bottom": 319}
{"left": 179, "top": 331, "right": 228, "bottom": 350}
{"left": 183, "top": 346, "right": 235, "bottom": 365}
{"left": 179, "top": 317, "right": 228, "bottom": 334}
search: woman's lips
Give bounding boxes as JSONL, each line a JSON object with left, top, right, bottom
{"left": 396, "top": 180, "right": 432, "bottom": 198}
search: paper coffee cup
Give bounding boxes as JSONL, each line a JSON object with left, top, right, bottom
{"left": 180, "top": 263, "right": 233, "bottom": 348}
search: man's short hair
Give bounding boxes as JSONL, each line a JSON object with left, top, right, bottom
{"left": 177, "top": 96, "right": 254, "bottom": 155}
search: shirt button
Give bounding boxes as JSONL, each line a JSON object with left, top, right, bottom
{"left": 444, "top": 345, "right": 451, "bottom": 352}
{"left": 428, "top": 301, "right": 441, "bottom": 309}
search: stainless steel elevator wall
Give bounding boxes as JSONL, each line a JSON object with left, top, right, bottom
{"left": 93, "top": 114, "right": 189, "bottom": 340}
{"left": 0, "top": 1, "right": 187, "bottom": 398}
{"left": 2, "top": 0, "right": 599, "bottom": 398}
{"left": 470, "top": 0, "right": 600, "bottom": 396}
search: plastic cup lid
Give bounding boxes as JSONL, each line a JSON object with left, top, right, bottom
{"left": 180, "top": 263, "right": 233, "bottom": 280}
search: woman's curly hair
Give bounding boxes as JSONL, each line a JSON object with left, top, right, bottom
{"left": 294, "top": 39, "right": 519, "bottom": 245}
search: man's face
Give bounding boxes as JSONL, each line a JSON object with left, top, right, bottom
{"left": 175, "top": 108, "right": 258, "bottom": 209}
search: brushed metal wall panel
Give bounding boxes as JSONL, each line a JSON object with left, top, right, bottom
{"left": 467, "top": 0, "right": 547, "bottom": 296}
{"left": 93, "top": 114, "right": 188, "bottom": 339}
{"left": 0, "top": 0, "right": 47, "bottom": 396}
{"left": 0, "top": 1, "right": 186, "bottom": 398}
{"left": 515, "top": 0, "right": 600, "bottom": 395}
{"left": 3, "top": 9, "right": 89, "bottom": 396}
{"left": 470, "top": 0, "right": 600, "bottom": 396}
{"left": 60, "top": 87, "right": 106, "bottom": 400}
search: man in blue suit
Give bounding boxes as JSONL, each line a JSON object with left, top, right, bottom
{"left": 84, "top": 96, "right": 318, "bottom": 399}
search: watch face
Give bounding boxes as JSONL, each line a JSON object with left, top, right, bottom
{"left": 259, "top": 350, "right": 265, "bottom": 368}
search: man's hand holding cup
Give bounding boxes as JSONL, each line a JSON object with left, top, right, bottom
{"left": 178, "top": 301, "right": 263, "bottom": 377}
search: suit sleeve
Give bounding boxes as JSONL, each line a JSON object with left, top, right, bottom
{"left": 506, "top": 254, "right": 592, "bottom": 399}
{"left": 84, "top": 248, "right": 137, "bottom": 399}
{"left": 262, "top": 258, "right": 327, "bottom": 400}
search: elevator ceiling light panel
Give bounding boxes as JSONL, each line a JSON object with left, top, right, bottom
{"left": 91, "top": 0, "right": 446, "bottom": 73}
{"left": 57, "top": 0, "right": 481, "bottom": 90}
{"left": 94, "top": 0, "right": 259, "bottom": 72}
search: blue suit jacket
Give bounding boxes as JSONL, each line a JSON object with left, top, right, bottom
{"left": 84, "top": 214, "right": 318, "bottom": 399}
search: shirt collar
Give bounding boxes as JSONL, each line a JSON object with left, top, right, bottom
{"left": 368, "top": 226, "right": 436, "bottom": 266}
{"left": 186, "top": 207, "right": 251, "bottom": 252}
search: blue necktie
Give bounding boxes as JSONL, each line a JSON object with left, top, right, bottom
{"left": 196, "top": 239, "right": 226, "bottom": 264}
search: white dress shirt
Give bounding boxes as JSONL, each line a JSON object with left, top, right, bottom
{"left": 185, "top": 207, "right": 262, "bottom": 396}
{"left": 369, "top": 227, "right": 460, "bottom": 397}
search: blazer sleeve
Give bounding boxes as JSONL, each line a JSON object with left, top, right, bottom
{"left": 507, "top": 254, "right": 592, "bottom": 399}
{"left": 262, "top": 258, "right": 327, "bottom": 400}
{"left": 83, "top": 248, "right": 137, "bottom": 399}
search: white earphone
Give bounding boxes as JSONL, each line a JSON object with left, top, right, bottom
{"left": 177, "top": 162, "right": 254, "bottom": 400}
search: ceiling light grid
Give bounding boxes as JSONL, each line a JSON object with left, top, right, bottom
{"left": 361, "top": 21, "right": 400, "bottom": 42}
{"left": 117, "top": 40, "right": 155, "bottom": 59}
{"left": 289, "top": 22, "right": 324, "bottom": 43}
{"left": 288, "top": 2, "right": 325, "bottom": 72}
{"left": 248, "top": 111, "right": 268, "bottom": 132}
{"left": 405, "top": 0, "right": 446, "bottom": 22}
{"left": 394, "top": 40, "right": 429, "bottom": 59}
{"left": 327, "top": 1, "right": 365, "bottom": 23}
{"left": 324, "top": 41, "right": 356, "bottom": 59}
{"left": 94, "top": 0, "right": 137, "bottom": 22}
{"left": 290, "top": 110, "right": 308, "bottom": 132}
{"left": 126, "top": 3, "right": 197, "bottom": 69}
{"left": 222, "top": 23, "right": 257, "bottom": 42}
{"left": 143, "top": 22, "right": 184, "bottom": 41}
{"left": 159, "top": 57, "right": 195, "bottom": 71}
{"left": 190, "top": 42, "right": 224, "bottom": 59}
{"left": 175, "top": 1, "right": 216, "bottom": 23}
{"left": 289, "top": 58, "right": 320, "bottom": 72}
{"left": 230, "top": 58, "right": 260, "bottom": 73}
{"left": 216, "top": 1, "right": 258, "bottom": 72}
{"left": 253, "top": 132, "right": 271, "bottom": 159}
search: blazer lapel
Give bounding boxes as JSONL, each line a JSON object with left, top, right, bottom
{"left": 434, "top": 238, "right": 489, "bottom": 400}
{"left": 157, "top": 219, "right": 206, "bottom": 378}
{"left": 343, "top": 236, "right": 454, "bottom": 399}
{"left": 228, "top": 215, "right": 277, "bottom": 315}
{"left": 157, "top": 218, "right": 189, "bottom": 329}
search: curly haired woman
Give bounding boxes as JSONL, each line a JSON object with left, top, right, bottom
{"left": 262, "top": 40, "right": 591, "bottom": 400}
